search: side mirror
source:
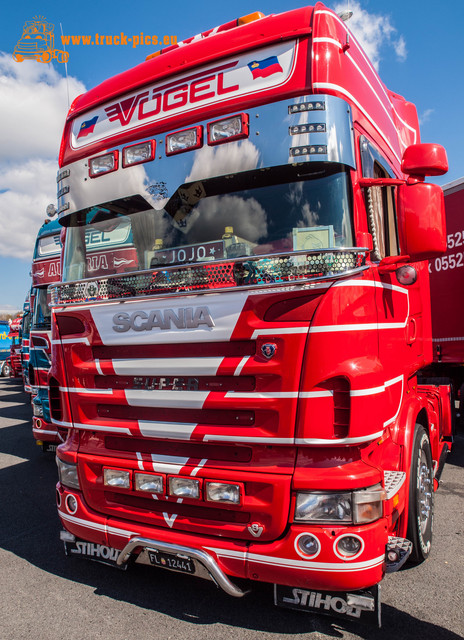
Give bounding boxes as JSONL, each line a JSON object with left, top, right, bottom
{"left": 401, "top": 143, "right": 448, "bottom": 178}
{"left": 397, "top": 182, "right": 446, "bottom": 261}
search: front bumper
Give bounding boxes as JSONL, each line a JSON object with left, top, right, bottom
{"left": 57, "top": 483, "right": 387, "bottom": 592}
{"left": 33, "top": 416, "right": 61, "bottom": 444}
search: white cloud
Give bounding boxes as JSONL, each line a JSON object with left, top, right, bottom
{"left": 333, "top": 1, "right": 407, "bottom": 70}
{"left": 419, "top": 108, "right": 434, "bottom": 125}
{"left": 0, "top": 52, "right": 85, "bottom": 259}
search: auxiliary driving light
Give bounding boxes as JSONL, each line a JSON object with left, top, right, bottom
{"left": 122, "top": 141, "right": 155, "bottom": 167}
{"left": 335, "top": 534, "right": 363, "bottom": 558}
{"left": 207, "top": 114, "right": 249, "bottom": 145}
{"left": 89, "top": 151, "right": 118, "bottom": 178}
{"left": 296, "top": 533, "right": 321, "bottom": 558}
{"left": 103, "top": 468, "right": 131, "bottom": 489}
{"left": 168, "top": 476, "right": 200, "bottom": 499}
{"left": 166, "top": 127, "right": 202, "bottom": 155}
{"left": 205, "top": 481, "right": 240, "bottom": 504}
{"left": 134, "top": 472, "right": 164, "bottom": 494}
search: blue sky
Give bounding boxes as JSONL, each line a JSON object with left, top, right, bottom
{"left": 0, "top": 0, "right": 462, "bottom": 312}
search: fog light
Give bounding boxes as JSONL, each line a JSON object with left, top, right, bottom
{"left": 168, "top": 476, "right": 200, "bottom": 499}
{"left": 207, "top": 114, "right": 249, "bottom": 145}
{"left": 65, "top": 494, "right": 78, "bottom": 514}
{"left": 205, "top": 481, "right": 240, "bottom": 504}
{"left": 135, "top": 472, "right": 164, "bottom": 494}
{"left": 296, "top": 533, "right": 320, "bottom": 558}
{"left": 335, "top": 534, "right": 363, "bottom": 558}
{"left": 35, "top": 418, "right": 42, "bottom": 429}
{"left": 103, "top": 468, "right": 131, "bottom": 489}
{"left": 166, "top": 126, "right": 202, "bottom": 155}
{"left": 89, "top": 151, "right": 118, "bottom": 177}
{"left": 122, "top": 141, "right": 155, "bottom": 167}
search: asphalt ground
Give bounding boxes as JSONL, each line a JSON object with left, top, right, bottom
{"left": 0, "top": 376, "right": 463, "bottom": 640}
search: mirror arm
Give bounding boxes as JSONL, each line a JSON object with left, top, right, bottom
{"left": 378, "top": 255, "right": 411, "bottom": 273}
{"left": 358, "top": 178, "right": 405, "bottom": 188}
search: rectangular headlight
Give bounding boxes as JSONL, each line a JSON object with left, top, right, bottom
{"left": 56, "top": 458, "right": 80, "bottom": 490}
{"left": 103, "top": 467, "right": 131, "bottom": 489}
{"left": 32, "top": 402, "right": 44, "bottom": 417}
{"left": 134, "top": 472, "right": 164, "bottom": 494}
{"left": 122, "top": 141, "right": 155, "bottom": 167}
{"left": 89, "top": 151, "right": 118, "bottom": 178}
{"left": 207, "top": 114, "right": 249, "bottom": 145}
{"left": 166, "top": 126, "right": 202, "bottom": 156}
{"left": 205, "top": 482, "right": 240, "bottom": 504}
{"left": 295, "top": 492, "right": 352, "bottom": 522}
{"left": 168, "top": 476, "right": 200, "bottom": 499}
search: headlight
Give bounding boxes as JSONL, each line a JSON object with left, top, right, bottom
{"left": 56, "top": 458, "right": 80, "bottom": 490}
{"left": 295, "top": 492, "right": 352, "bottom": 522}
{"left": 294, "top": 486, "right": 385, "bottom": 524}
{"left": 32, "top": 402, "right": 44, "bottom": 417}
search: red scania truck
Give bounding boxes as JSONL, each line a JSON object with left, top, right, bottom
{"left": 50, "top": 4, "right": 451, "bottom": 625}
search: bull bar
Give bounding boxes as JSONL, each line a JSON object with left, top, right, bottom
{"left": 117, "top": 536, "right": 248, "bottom": 597}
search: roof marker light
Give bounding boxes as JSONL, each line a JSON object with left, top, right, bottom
{"left": 238, "top": 11, "right": 265, "bottom": 25}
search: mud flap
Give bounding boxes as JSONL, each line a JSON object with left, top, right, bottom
{"left": 274, "top": 584, "right": 381, "bottom": 627}
{"left": 64, "top": 538, "right": 127, "bottom": 570}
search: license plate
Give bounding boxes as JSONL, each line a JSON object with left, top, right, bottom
{"left": 274, "top": 584, "right": 381, "bottom": 627}
{"left": 64, "top": 540, "right": 125, "bottom": 569}
{"left": 148, "top": 550, "right": 195, "bottom": 574}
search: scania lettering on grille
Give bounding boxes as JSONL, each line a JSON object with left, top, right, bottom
{"left": 112, "top": 306, "right": 215, "bottom": 332}
{"left": 133, "top": 376, "right": 199, "bottom": 391}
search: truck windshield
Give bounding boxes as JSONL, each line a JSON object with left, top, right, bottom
{"left": 62, "top": 163, "right": 353, "bottom": 282}
{"left": 36, "top": 233, "right": 61, "bottom": 258}
{"left": 32, "top": 288, "right": 51, "bottom": 329}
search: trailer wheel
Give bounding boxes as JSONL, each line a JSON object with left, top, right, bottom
{"left": 406, "top": 425, "right": 434, "bottom": 563}
{"left": 1, "top": 360, "right": 12, "bottom": 377}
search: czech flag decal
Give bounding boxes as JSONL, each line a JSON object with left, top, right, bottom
{"left": 77, "top": 115, "right": 99, "bottom": 139}
{"left": 247, "top": 56, "right": 283, "bottom": 79}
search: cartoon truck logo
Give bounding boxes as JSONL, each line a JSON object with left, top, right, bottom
{"left": 13, "top": 19, "right": 68, "bottom": 64}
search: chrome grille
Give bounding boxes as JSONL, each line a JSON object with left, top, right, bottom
{"left": 50, "top": 249, "right": 368, "bottom": 306}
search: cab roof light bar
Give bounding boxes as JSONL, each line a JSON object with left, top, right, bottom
{"left": 146, "top": 11, "right": 265, "bottom": 61}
